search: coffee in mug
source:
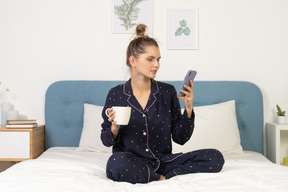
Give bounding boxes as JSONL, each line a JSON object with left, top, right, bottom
{"left": 105, "top": 106, "right": 131, "bottom": 125}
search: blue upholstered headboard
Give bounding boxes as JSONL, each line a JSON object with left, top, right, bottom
{"left": 45, "top": 81, "right": 264, "bottom": 154}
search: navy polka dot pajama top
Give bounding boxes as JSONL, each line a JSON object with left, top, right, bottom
{"left": 101, "top": 79, "right": 224, "bottom": 184}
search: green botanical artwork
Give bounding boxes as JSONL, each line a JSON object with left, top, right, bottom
{"left": 175, "top": 19, "right": 191, "bottom": 36}
{"left": 114, "top": 0, "right": 145, "bottom": 31}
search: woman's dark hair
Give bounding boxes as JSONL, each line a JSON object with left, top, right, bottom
{"left": 126, "top": 24, "right": 159, "bottom": 67}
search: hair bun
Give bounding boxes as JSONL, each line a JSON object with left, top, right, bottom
{"left": 135, "top": 24, "right": 147, "bottom": 38}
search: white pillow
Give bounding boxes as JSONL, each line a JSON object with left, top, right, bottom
{"left": 173, "top": 100, "right": 243, "bottom": 154}
{"left": 76, "top": 103, "right": 112, "bottom": 153}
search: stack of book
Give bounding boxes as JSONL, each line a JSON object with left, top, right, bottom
{"left": 5, "top": 119, "right": 38, "bottom": 129}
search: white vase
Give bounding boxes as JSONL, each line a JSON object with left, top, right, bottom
{"left": 277, "top": 116, "right": 287, "bottom": 124}
{"left": 1, "top": 101, "right": 12, "bottom": 125}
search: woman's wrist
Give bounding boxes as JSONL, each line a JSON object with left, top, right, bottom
{"left": 111, "top": 125, "right": 120, "bottom": 140}
{"left": 185, "top": 106, "right": 193, "bottom": 118}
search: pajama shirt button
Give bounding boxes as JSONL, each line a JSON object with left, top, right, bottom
{"left": 145, "top": 148, "right": 149, "bottom": 152}
{"left": 143, "top": 132, "right": 146, "bottom": 135}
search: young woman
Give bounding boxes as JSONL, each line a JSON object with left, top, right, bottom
{"left": 101, "top": 24, "right": 224, "bottom": 184}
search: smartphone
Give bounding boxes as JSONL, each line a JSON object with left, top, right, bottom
{"left": 177, "top": 70, "right": 197, "bottom": 97}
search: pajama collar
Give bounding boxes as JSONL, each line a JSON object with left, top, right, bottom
{"left": 123, "top": 78, "right": 159, "bottom": 113}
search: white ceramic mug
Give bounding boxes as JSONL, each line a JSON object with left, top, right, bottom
{"left": 105, "top": 106, "right": 131, "bottom": 125}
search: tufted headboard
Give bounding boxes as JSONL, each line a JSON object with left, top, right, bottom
{"left": 45, "top": 81, "right": 264, "bottom": 154}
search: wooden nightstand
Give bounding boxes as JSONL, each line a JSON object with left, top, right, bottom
{"left": 266, "top": 123, "right": 288, "bottom": 165}
{"left": 0, "top": 125, "right": 45, "bottom": 162}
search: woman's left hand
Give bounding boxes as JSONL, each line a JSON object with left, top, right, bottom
{"left": 177, "top": 80, "right": 194, "bottom": 118}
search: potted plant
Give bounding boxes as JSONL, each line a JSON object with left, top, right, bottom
{"left": 276, "top": 105, "right": 286, "bottom": 124}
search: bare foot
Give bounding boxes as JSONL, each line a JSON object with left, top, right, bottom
{"left": 159, "top": 175, "right": 166, "bottom": 181}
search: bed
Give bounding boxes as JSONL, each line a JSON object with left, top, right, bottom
{"left": 1, "top": 80, "right": 288, "bottom": 192}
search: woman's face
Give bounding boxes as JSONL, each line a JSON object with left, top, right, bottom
{"left": 130, "top": 45, "right": 161, "bottom": 79}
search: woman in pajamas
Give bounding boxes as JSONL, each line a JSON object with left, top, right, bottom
{"left": 101, "top": 24, "right": 224, "bottom": 184}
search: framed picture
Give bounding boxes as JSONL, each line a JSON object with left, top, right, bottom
{"left": 112, "top": 0, "right": 153, "bottom": 34}
{"left": 168, "top": 9, "right": 199, "bottom": 49}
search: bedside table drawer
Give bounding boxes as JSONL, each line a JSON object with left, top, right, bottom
{"left": 0, "top": 125, "right": 45, "bottom": 161}
{"left": 0, "top": 131, "right": 30, "bottom": 159}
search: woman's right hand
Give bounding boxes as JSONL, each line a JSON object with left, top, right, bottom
{"left": 106, "top": 108, "right": 120, "bottom": 139}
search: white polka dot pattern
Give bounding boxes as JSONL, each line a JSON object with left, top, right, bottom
{"left": 100, "top": 79, "right": 224, "bottom": 183}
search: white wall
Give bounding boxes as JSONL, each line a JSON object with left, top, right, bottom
{"left": 0, "top": 0, "right": 287, "bottom": 139}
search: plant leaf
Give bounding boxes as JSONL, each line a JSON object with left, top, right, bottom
{"left": 175, "top": 28, "right": 184, "bottom": 36}
{"left": 183, "top": 27, "right": 191, "bottom": 36}
{"left": 114, "top": 0, "right": 145, "bottom": 30}
{"left": 180, "top": 19, "right": 187, "bottom": 27}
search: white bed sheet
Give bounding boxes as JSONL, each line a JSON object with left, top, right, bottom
{"left": 0, "top": 147, "right": 288, "bottom": 192}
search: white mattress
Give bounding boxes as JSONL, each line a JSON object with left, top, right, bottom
{"left": 1, "top": 147, "right": 288, "bottom": 192}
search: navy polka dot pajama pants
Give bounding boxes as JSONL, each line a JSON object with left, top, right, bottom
{"left": 106, "top": 149, "right": 224, "bottom": 184}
